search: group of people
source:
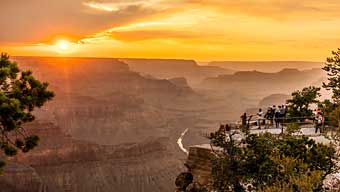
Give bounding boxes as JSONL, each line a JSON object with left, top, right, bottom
{"left": 257, "top": 105, "right": 287, "bottom": 129}
{"left": 240, "top": 105, "right": 288, "bottom": 130}
{"left": 241, "top": 105, "right": 326, "bottom": 133}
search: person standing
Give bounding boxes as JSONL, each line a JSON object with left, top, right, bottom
{"left": 280, "top": 105, "right": 286, "bottom": 126}
{"left": 271, "top": 105, "right": 276, "bottom": 127}
{"left": 257, "top": 108, "right": 263, "bottom": 129}
{"left": 264, "top": 107, "right": 272, "bottom": 128}
{"left": 241, "top": 113, "right": 247, "bottom": 128}
{"left": 275, "top": 106, "right": 281, "bottom": 128}
{"left": 312, "top": 109, "right": 317, "bottom": 122}
{"left": 315, "top": 112, "right": 323, "bottom": 134}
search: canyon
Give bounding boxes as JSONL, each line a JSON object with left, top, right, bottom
{"left": 0, "top": 57, "right": 329, "bottom": 191}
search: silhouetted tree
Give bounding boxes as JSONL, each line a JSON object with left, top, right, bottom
{"left": 318, "top": 99, "right": 338, "bottom": 127}
{"left": 175, "top": 172, "right": 194, "bottom": 191}
{"left": 0, "top": 53, "right": 54, "bottom": 173}
{"left": 286, "top": 86, "right": 320, "bottom": 118}
{"left": 330, "top": 107, "right": 340, "bottom": 129}
{"left": 323, "top": 48, "right": 340, "bottom": 103}
{"left": 318, "top": 99, "right": 336, "bottom": 116}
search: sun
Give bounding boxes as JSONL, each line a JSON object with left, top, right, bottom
{"left": 57, "top": 40, "right": 70, "bottom": 51}
{"left": 54, "top": 39, "right": 77, "bottom": 54}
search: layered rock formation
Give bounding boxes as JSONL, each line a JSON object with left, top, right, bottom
{"left": 185, "top": 145, "right": 215, "bottom": 186}
{"left": 0, "top": 57, "right": 202, "bottom": 192}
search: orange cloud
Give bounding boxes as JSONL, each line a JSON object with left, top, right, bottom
{"left": 185, "top": 0, "right": 340, "bottom": 20}
{"left": 0, "top": 0, "right": 166, "bottom": 44}
{"left": 2, "top": 0, "right": 340, "bottom": 61}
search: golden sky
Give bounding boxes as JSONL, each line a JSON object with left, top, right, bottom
{"left": 1, "top": 0, "right": 340, "bottom": 61}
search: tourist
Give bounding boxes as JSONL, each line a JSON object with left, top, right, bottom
{"left": 275, "top": 106, "right": 281, "bottom": 128}
{"left": 280, "top": 105, "right": 286, "bottom": 126}
{"left": 264, "top": 107, "right": 273, "bottom": 127}
{"left": 271, "top": 105, "right": 276, "bottom": 126}
{"left": 257, "top": 108, "right": 263, "bottom": 129}
{"left": 312, "top": 109, "right": 318, "bottom": 123}
{"left": 315, "top": 112, "right": 323, "bottom": 134}
{"left": 241, "top": 113, "right": 247, "bottom": 128}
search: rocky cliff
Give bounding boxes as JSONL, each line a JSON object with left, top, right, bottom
{"left": 185, "top": 145, "right": 215, "bottom": 186}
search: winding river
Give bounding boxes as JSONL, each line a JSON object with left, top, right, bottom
{"left": 177, "top": 128, "right": 189, "bottom": 155}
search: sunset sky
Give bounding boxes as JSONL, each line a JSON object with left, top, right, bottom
{"left": 1, "top": 0, "right": 340, "bottom": 61}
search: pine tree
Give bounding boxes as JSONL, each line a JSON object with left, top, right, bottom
{"left": 0, "top": 53, "right": 54, "bottom": 173}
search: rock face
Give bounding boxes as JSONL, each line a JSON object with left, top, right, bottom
{"left": 185, "top": 145, "right": 215, "bottom": 185}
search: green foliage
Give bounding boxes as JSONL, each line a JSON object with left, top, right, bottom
{"left": 0, "top": 53, "right": 54, "bottom": 172}
{"left": 330, "top": 107, "right": 340, "bottom": 128}
{"left": 175, "top": 171, "right": 209, "bottom": 192}
{"left": 286, "top": 86, "right": 321, "bottom": 118}
{"left": 209, "top": 131, "right": 335, "bottom": 192}
{"left": 186, "top": 186, "right": 208, "bottom": 192}
{"left": 285, "top": 123, "right": 301, "bottom": 135}
{"left": 175, "top": 172, "right": 194, "bottom": 191}
{"left": 318, "top": 99, "right": 338, "bottom": 127}
{"left": 0, "top": 161, "right": 5, "bottom": 175}
{"left": 260, "top": 157, "right": 323, "bottom": 192}
{"left": 318, "top": 99, "right": 337, "bottom": 116}
{"left": 209, "top": 131, "right": 227, "bottom": 147}
{"left": 323, "top": 48, "right": 340, "bottom": 103}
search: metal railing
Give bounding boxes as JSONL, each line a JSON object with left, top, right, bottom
{"left": 237, "top": 115, "right": 333, "bottom": 134}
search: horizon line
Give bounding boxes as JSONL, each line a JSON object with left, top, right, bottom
{"left": 11, "top": 55, "right": 324, "bottom": 63}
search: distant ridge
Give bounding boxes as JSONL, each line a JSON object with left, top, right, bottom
{"left": 207, "top": 61, "right": 323, "bottom": 73}
{"left": 121, "top": 58, "right": 234, "bottom": 86}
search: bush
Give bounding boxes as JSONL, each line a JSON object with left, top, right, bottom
{"left": 175, "top": 172, "right": 194, "bottom": 191}
{"left": 285, "top": 123, "right": 301, "bottom": 135}
{"left": 209, "top": 131, "right": 335, "bottom": 191}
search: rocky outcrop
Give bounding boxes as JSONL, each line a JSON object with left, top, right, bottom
{"left": 185, "top": 145, "right": 216, "bottom": 185}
